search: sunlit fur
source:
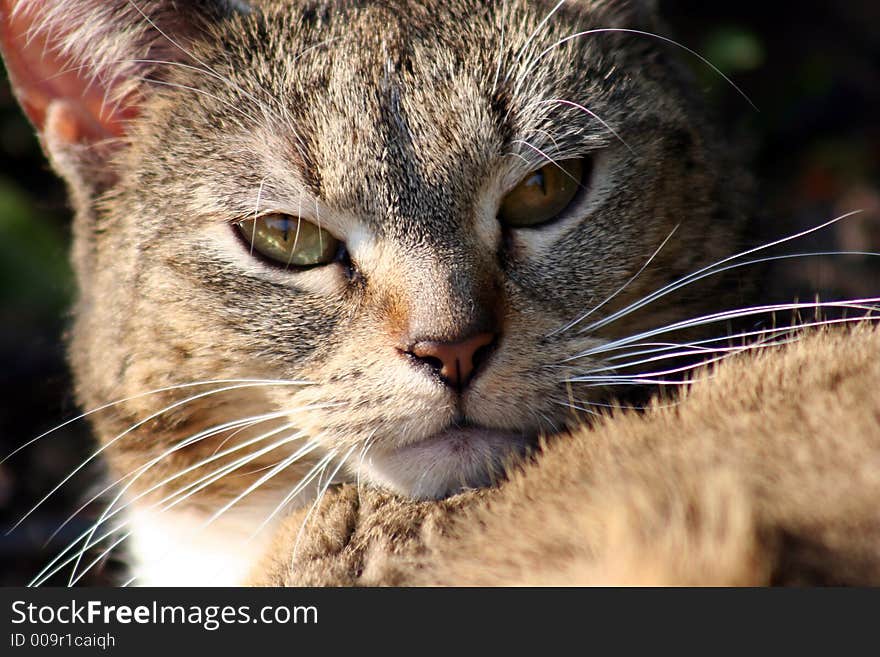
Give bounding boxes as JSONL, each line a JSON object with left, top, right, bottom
{"left": 0, "top": 0, "right": 773, "bottom": 585}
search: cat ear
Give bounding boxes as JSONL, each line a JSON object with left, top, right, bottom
{"left": 0, "top": 0, "right": 246, "bottom": 187}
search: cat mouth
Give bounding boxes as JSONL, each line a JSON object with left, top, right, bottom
{"left": 361, "top": 420, "right": 536, "bottom": 500}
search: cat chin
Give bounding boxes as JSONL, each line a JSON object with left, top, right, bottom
{"left": 362, "top": 427, "right": 533, "bottom": 500}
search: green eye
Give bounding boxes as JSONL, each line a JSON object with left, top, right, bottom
{"left": 238, "top": 214, "right": 340, "bottom": 268}
{"left": 498, "top": 158, "right": 586, "bottom": 228}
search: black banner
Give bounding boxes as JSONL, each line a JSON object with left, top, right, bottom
{"left": 0, "top": 587, "right": 876, "bottom": 654}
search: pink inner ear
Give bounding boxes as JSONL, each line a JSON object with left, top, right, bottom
{"left": 0, "top": 1, "right": 138, "bottom": 143}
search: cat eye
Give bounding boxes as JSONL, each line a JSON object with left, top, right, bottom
{"left": 498, "top": 158, "right": 587, "bottom": 228}
{"left": 237, "top": 214, "right": 340, "bottom": 268}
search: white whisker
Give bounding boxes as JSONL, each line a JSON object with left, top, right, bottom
{"left": 516, "top": 27, "right": 757, "bottom": 110}
{"left": 40, "top": 424, "right": 322, "bottom": 588}
{"left": 67, "top": 421, "right": 312, "bottom": 586}
{"left": 291, "top": 444, "right": 359, "bottom": 563}
{"left": 549, "top": 224, "right": 679, "bottom": 337}
{"left": 202, "top": 441, "right": 323, "bottom": 529}
{"left": 9, "top": 381, "right": 316, "bottom": 535}
{"left": 248, "top": 448, "right": 342, "bottom": 543}
{"left": 577, "top": 314, "right": 877, "bottom": 373}
{"left": 32, "top": 525, "right": 130, "bottom": 588}
{"left": 571, "top": 298, "right": 880, "bottom": 362}
{"left": 566, "top": 314, "right": 879, "bottom": 390}
{"left": 490, "top": 0, "right": 509, "bottom": 95}
{"left": 550, "top": 398, "right": 601, "bottom": 418}
{"left": 46, "top": 412, "right": 286, "bottom": 547}
{"left": 507, "top": 0, "right": 568, "bottom": 83}
{"left": 577, "top": 212, "right": 865, "bottom": 335}
{"left": 511, "top": 139, "right": 582, "bottom": 184}
{"left": 1, "top": 378, "right": 309, "bottom": 467}
{"left": 9, "top": 381, "right": 312, "bottom": 535}
{"left": 356, "top": 432, "right": 380, "bottom": 499}
{"left": 531, "top": 98, "right": 634, "bottom": 154}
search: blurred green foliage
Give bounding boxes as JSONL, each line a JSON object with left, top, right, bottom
{"left": 703, "top": 26, "right": 765, "bottom": 75}
{"left": 0, "top": 176, "right": 72, "bottom": 319}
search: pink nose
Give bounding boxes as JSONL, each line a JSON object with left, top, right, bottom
{"left": 407, "top": 332, "right": 497, "bottom": 389}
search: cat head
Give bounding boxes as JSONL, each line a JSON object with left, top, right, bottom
{"left": 2, "top": 0, "right": 749, "bottom": 502}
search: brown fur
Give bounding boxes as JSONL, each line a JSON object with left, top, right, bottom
{"left": 251, "top": 324, "right": 880, "bottom": 586}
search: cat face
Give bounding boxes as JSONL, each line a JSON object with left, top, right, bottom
{"left": 3, "top": 0, "right": 747, "bottom": 504}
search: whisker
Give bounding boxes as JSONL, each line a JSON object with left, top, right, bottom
{"left": 551, "top": 395, "right": 675, "bottom": 414}
{"left": 536, "top": 410, "right": 562, "bottom": 433}
{"left": 502, "top": 151, "right": 534, "bottom": 168}
{"left": 356, "top": 432, "right": 380, "bottom": 499}
{"left": 46, "top": 411, "right": 287, "bottom": 548}
{"left": 599, "top": 337, "right": 781, "bottom": 360}
{"left": 507, "top": 0, "right": 568, "bottom": 83}
{"left": 245, "top": 448, "right": 343, "bottom": 548}
{"left": 65, "top": 418, "right": 311, "bottom": 584}
{"left": 92, "top": 410, "right": 332, "bottom": 530}
{"left": 550, "top": 398, "right": 601, "bottom": 418}
{"left": 39, "top": 424, "right": 320, "bottom": 588}
{"left": 290, "top": 444, "right": 359, "bottom": 563}
{"left": 516, "top": 27, "right": 757, "bottom": 110}
{"left": 490, "top": 0, "right": 509, "bottom": 95}
{"left": 33, "top": 528, "right": 128, "bottom": 588}
{"left": 580, "top": 339, "right": 782, "bottom": 375}
{"left": 576, "top": 213, "right": 866, "bottom": 335}
{"left": 511, "top": 139, "right": 583, "bottom": 185}
{"left": 117, "top": 439, "right": 326, "bottom": 587}
{"left": 1, "top": 378, "right": 310, "bottom": 467}
{"left": 33, "top": 398, "right": 337, "bottom": 586}
{"left": 530, "top": 98, "right": 634, "bottom": 154}
{"left": 66, "top": 421, "right": 308, "bottom": 585}
{"left": 31, "top": 521, "right": 131, "bottom": 588}
{"left": 202, "top": 441, "right": 323, "bottom": 529}
{"left": 67, "top": 532, "right": 131, "bottom": 588}
{"left": 549, "top": 224, "right": 679, "bottom": 337}
{"left": 571, "top": 298, "right": 880, "bottom": 362}
{"left": 579, "top": 376, "right": 714, "bottom": 388}
{"left": 583, "top": 248, "right": 880, "bottom": 335}
{"left": 9, "top": 380, "right": 310, "bottom": 534}
{"left": 566, "top": 314, "right": 879, "bottom": 388}
{"left": 576, "top": 314, "right": 875, "bottom": 372}
{"left": 571, "top": 349, "right": 752, "bottom": 383}
{"left": 525, "top": 127, "right": 564, "bottom": 154}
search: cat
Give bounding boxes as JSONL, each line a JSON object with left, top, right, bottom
{"left": 4, "top": 0, "right": 857, "bottom": 586}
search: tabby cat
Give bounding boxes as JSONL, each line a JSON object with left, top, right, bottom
{"left": 6, "top": 0, "right": 839, "bottom": 586}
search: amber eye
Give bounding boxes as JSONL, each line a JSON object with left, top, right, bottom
{"left": 237, "top": 214, "right": 340, "bottom": 268}
{"left": 498, "top": 158, "right": 586, "bottom": 228}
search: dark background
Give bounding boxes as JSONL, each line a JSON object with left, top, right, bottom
{"left": 1, "top": 1, "right": 878, "bottom": 585}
